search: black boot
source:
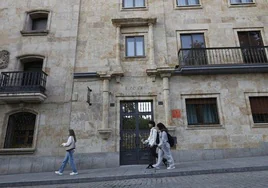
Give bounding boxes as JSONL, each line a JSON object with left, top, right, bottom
{"left": 146, "top": 164, "right": 154, "bottom": 169}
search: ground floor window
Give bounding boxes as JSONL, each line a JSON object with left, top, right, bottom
{"left": 249, "top": 97, "right": 268, "bottom": 124}
{"left": 4, "top": 112, "right": 36, "bottom": 148}
{"left": 186, "top": 98, "right": 219, "bottom": 126}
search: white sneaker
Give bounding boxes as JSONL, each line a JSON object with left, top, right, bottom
{"left": 70, "top": 172, "right": 78, "bottom": 175}
{"left": 152, "top": 165, "right": 160, "bottom": 169}
{"left": 167, "top": 166, "right": 175, "bottom": 170}
{"left": 55, "top": 171, "right": 63, "bottom": 175}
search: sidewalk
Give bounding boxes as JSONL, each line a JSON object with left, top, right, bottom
{"left": 1, "top": 155, "right": 268, "bottom": 187}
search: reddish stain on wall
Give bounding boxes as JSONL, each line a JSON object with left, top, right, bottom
{"left": 172, "top": 109, "right": 181, "bottom": 118}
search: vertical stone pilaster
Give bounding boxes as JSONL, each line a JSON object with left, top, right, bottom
{"left": 148, "top": 23, "right": 156, "bottom": 69}
{"left": 161, "top": 74, "right": 171, "bottom": 126}
{"left": 115, "top": 25, "right": 123, "bottom": 73}
{"left": 97, "top": 74, "right": 112, "bottom": 140}
{"left": 102, "top": 78, "right": 110, "bottom": 129}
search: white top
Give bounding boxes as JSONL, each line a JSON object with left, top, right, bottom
{"left": 144, "top": 127, "right": 157, "bottom": 147}
{"left": 158, "top": 131, "right": 168, "bottom": 147}
{"left": 62, "top": 136, "right": 74, "bottom": 147}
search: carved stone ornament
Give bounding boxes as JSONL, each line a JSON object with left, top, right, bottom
{"left": 0, "top": 50, "right": 10, "bottom": 69}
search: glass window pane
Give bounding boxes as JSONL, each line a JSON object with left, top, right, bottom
{"left": 126, "top": 38, "right": 135, "bottom": 56}
{"left": 249, "top": 31, "right": 263, "bottom": 46}
{"left": 181, "top": 35, "right": 192, "bottom": 48}
{"left": 136, "top": 37, "right": 144, "bottom": 56}
{"left": 178, "top": 0, "right": 187, "bottom": 6}
{"left": 124, "top": 0, "right": 134, "bottom": 8}
{"left": 188, "top": 0, "right": 199, "bottom": 5}
{"left": 192, "top": 34, "right": 205, "bottom": 48}
{"left": 138, "top": 102, "right": 151, "bottom": 112}
{"left": 135, "top": 0, "right": 145, "bottom": 7}
{"left": 122, "top": 115, "right": 136, "bottom": 130}
{"left": 231, "top": 0, "right": 240, "bottom": 3}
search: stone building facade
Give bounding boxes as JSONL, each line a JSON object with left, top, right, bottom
{"left": 0, "top": 0, "right": 268, "bottom": 174}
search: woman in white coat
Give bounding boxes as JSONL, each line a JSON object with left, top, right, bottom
{"left": 55, "top": 129, "right": 78, "bottom": 175}
{"left": 153, "top": 123, "right": 175, "bottom": 170}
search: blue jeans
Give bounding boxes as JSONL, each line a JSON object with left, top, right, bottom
{"left": 58, "top": 150, "right": 77, "bottom": 173}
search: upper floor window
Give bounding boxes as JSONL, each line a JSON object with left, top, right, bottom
{"left": 123, "top": 0, "right": 145, "bottom": 8}
{"left": 237, "top": 31, "right": 267, "bottom": 63}
{"left": 180, "top": 33, "right": 207, "bottom": 65}
{"left": 126, "top": 36, "right": 145, "bottom": 57}
{"left": 186, "top": 98, "right": 220, "bottom": 126}
{"left": 230, "top": 0, "right": 254, "bottom": 4}
{"left": 21, "top": 10, "right": 50, "bottom": 36}
{"left": 177, "top": 0, "right": 200, "bottom": 6}
{"left": 249, "top": 97, "right": 268, "bottom": 124}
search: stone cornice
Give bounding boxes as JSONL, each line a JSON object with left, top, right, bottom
{"left": 146, "top": 67, "right": 175, "bottom": 76}
{"left": 112, "top": 17, "right": 157, "bottom": 27}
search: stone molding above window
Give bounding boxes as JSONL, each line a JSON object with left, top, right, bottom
{"left": 20, "top": 10, "right": 51, "bottom": 36}
{"left": 112, "top": 17, "right": 156, "bottom": 28}
{"left": 228, "top": 0, "right": 256, "bottom": 8}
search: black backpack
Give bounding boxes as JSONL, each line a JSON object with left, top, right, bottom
{"left": 156, "top": 133, "right": 160, "bottom": 144}
{"left": 166, "top": 132, "right": 175, "bottom": 147}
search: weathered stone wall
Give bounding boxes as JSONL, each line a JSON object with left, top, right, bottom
{"left": 0, "top": 0, "right": 80, "bottom": 174}
{"left": 1, "top": 0, "right": 268, "bottom": 174}
{"left": 72, "top": 0, "right": 268, "bottom": 167}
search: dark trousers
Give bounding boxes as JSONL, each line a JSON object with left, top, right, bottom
{"left": 149, "top": 145, "right": 167, "bottom": 165}
{"left": 149, "top": 145, "right": 158, "bottom": 164}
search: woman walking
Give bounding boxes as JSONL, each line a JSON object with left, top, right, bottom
{"left": 55, "top": 129, "right": 78, "bottom": 175}
{"left": 153, "top": 123, "right": 175, "bottom": 170}
{"left": 143, "top": 120, "right": 167, "bottom": 169}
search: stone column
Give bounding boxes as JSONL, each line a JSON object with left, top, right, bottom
{"left": 98, "top": 75, "right": 112, "bottom": 140}
{"left": 148, "top": 23, "right": 156, "bottom": 69}
{"left": 102, "top": 78, "right": 109, "bottom": 129}
{"left": 161, "top": 74, "right": 171, "bottom": 126}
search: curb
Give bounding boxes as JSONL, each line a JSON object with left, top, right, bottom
{"left": 2, "top": 166, "right": 268, "bottom": 187}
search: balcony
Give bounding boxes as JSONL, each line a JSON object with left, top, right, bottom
{"left": 0, "top": 71, "right": 47, "bottom": 103}
{"left": 175, "top": 46, "right": 268, "bottom": 75}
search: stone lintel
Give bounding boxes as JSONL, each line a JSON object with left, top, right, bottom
{"left": 0, "top": 148, "right": 35, "bottom": 155}
{"left": 112, "top": 17, "right": 157, "bottom": 27}
{"left": 0, "top": 93, "right": 47, "bottom": 103}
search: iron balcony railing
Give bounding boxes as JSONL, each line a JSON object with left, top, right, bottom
{"left": 178, "top": 46, "right": 268, "bottom": 67}
{"left": 0, "top": 71, "right": 47, "bottom": 94}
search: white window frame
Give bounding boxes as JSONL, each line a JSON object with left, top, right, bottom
{"left": 228, "top": 0, "right": 256, "bottom": 7}
{"left": 175, "top": 0, "right": 202, "bottom": 9}
{"left": 122, "top": 0, "right": 147, "bottom": 9}
{"left": 125, "top": 36, "right": 145, "bottom": 58}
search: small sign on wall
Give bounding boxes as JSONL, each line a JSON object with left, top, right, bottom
{"left": 172, "top": 109, "right": 181, "bottom": 118}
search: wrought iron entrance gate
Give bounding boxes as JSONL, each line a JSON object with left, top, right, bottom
{"left": 120, "top": 100, "right": 154, "bottom": 165}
